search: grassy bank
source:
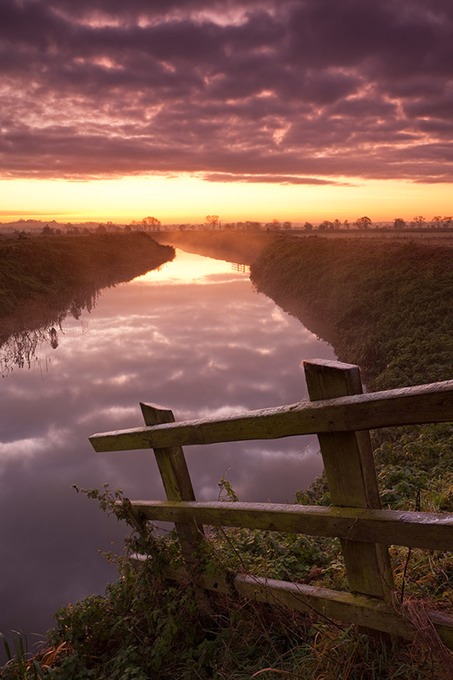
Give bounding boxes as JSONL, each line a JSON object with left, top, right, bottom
{"left": 250, "top": 235, "right": 453, "bottom": 390}
{"left": 0, "top": 232, "right": 174, "bottom": 320}
{"left": 251, "top": 235, "right": 453, "bottom": 505}
{"left": 0, "top": 232, "right": 174, "bottom": 376}
{"left": 250, "top": 235, "right": 453, "bottom": 618}
{"left": 2, "top": 234, "right": 453, "bottom": 679}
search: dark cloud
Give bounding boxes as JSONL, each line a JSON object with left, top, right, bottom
{"left": 203, "top": 173, "right": 349, "bottom": 186}
{"left": 1, "top": 0, "right": 453, "bottom": 182}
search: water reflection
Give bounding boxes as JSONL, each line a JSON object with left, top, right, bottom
{"left": 1, "top": 328, "right": 54, "bottom": 376}
{"left": 0, "top": 288, "right": 98, "bottom": 378}
{"left": 135, "top": 250, "right": 247, "bottom": 284}
{"left": 0, "top": 249, "right": 335, "bottom": 647}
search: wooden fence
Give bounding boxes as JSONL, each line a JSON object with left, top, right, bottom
{"left": 90, "top": 360, "right": 453, "bottom": 647}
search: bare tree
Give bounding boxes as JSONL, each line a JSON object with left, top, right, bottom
{"left": 355, "top": 216, "right": 372, "bottom": 229}
{"left": 431, "top": 216, "right": 443, "bottom": 228}
{"left": 141, "top": 216, "right": 161, "bottom": 230}
{"left": 205, "top": 215, "right": 220, "bottom": 229}
{"left": 393, "top": 218, "right": 406, "bottom": 230}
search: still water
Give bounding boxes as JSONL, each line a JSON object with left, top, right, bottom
{"left": 0, "top": 248, "right": 334, "bottom": 643}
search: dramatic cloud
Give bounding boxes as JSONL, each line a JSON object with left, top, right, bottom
{"left": 1, "top": 0, "right": 453, "bottom": 182}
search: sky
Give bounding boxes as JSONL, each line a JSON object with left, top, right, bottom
{"left": 1, "top": 0, "right": 453, "bottom": 224}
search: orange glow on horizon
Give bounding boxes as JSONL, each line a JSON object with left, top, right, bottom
{"left": 0, "top": 175, "right": 452, "bottom": 225}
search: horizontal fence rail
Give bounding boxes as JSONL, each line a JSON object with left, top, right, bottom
{"left": 128, "top": 500, "right": 453, "bottom": 552}
{"left": 90, "top": 379, "right": 453, "bottom": 452}
{"left": 90, "top": 360, "right": 453, "bottom": 650}
{"left": 129, "top": 556, "right": 453, "bottom": 647}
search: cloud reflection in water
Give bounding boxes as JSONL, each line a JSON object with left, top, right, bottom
{"left": 0, "top": 249, "right": 335, "bottom": 642}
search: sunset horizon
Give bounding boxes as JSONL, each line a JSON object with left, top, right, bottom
{"left": 1, "top": 0, "right": 452, "bottom": 227}
{"left": 1, "top": 174, "right": 452, "bottom": 227}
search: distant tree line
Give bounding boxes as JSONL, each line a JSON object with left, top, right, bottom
{"left": 193, "top": 214, "right": 453, "bottom": 233}
{"left": 2, "top": 212, "right": 453, "bottom": 241}
{"left": 198, "top": 214, "right": 453, "bottom": 232}
{"left": 393, "top": 215, "right": 453, "bottom": 229}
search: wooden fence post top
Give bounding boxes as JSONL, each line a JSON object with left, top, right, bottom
{"left": 140, "top": 402, "right": 176, "bottom": 425}
{"left": 303, "top": 359, "right": 361, "bottom": 371}
{"left": 303, "top": 360, "right": 363, "bottom": 399}
{"left": 139, "top": 403, "right": 196, "bottom": 503}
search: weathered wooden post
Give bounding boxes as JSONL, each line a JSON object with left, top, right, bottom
{"left": 140, "top": 402, "right": 206, "bottom": 568}
{"left": 303, "top": 360, "right": 394, "bottom": 605}
{"left": 140, "top": 404, "right": 212, "bottom": 615}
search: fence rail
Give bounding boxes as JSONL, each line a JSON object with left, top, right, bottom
{"left": 90, "top": 378, "right": 453, "bottom": 452}
{"left": 128, "top": 500, "right": 453, "bottom": 552}
{"left": 89, "top": 359, "right": 453, "bottom": 648}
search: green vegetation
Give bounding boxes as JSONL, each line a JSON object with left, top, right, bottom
{"left": 0, "top": 232, "right": 174, "bottom": 319}
{"left": 251, "top": 235, "right": 453, "bottom": 509}
{"left": 253, "top": 236, "right": 451, "bottom": 677}
{"left": 251, "top": 236, "right": 452, "bottom": 389}
{"left": 3, "top": 487, "right": 451, "bottom": 679}
{"left": 251, "top": 235, "right": 453, "bottom": 651}
{"left": 2, "top": 234, "right": 453, "bottom": 678}
{"left": 0, "top": 233, "right": 174, "bottom": 375}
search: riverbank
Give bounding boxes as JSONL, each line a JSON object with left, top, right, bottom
{"left": 0, "top": 232, "right": 174, "bottom": 337}
{"left": 0, "top": 233, "right": 175, "bottom": 376}
{"left": 0, "top": 232, "right": 174, "bottom": 317}
{"left": 251, "top": 234, "right": 453, "bottom": 506}
{"left": 2, "top": 233, "right": 452, "bottom": 679}
{"left": 251, "top": 235, "right": 453, "bottom": 389}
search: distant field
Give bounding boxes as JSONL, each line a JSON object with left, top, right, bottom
{"left": 290, "top": 228, "right": 453, "bottom": 245}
